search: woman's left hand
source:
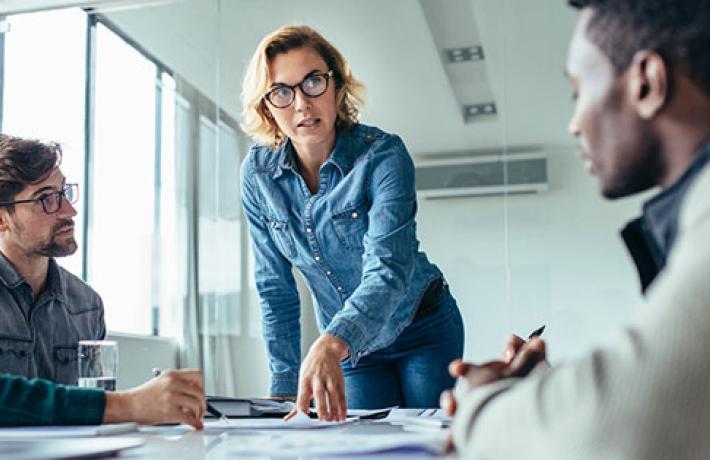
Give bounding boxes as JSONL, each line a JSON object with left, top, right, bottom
{"left": 285, "top": 334, "right": 350, "bottom": 422}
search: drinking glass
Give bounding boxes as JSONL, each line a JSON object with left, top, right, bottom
{"left": 77, "top": 340, "right": 118, "bottom": 391}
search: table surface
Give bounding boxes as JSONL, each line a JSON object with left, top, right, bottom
{"left": 117, "top": 420, "right": 458, "bottom": 459}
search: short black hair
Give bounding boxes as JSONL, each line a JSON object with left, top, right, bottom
{"left": 569, "top": 0, "right": 710, "bottom": 98}
{"left": 0, "top": 134, "right": 62, "bottom": 212}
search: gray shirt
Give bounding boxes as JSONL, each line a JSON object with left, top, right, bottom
{"left": 0, "top": 253, "right": 105, "bottom": 385}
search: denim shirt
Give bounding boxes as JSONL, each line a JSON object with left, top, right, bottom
{"left": 241, "top": 123, "right": 443, "bottom": 396}
{"left": 0, "top": 253, "right": 106, "bottom": 385}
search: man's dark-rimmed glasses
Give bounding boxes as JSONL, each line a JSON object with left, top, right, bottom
{"left": 264, "top": 70, "right": 334, "bottom": 109}
{"left": 0, "top": 183, "right": 79, "bottom": 214}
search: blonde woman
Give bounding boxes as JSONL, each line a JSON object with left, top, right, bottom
{"left": 240, "top": 25, "right": 464, "bottom": 421}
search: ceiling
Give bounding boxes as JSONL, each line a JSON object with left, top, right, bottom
{"left": 3, "top": 0, "right": 581, "bottom": 156}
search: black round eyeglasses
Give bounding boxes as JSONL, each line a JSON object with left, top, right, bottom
{"left": 264, "top": 70, "right": 334, "bottom": 109}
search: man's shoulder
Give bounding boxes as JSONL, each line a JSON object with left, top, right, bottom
{"left": 243, "top": 143, "right": 281, "bottom": 173}
{"left": 681, "top": 163, "right": 710, "bottom": 229}
{"left": 57, "top": 267, "right": 103, "bottom": 314}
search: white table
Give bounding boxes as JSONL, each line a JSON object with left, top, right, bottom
{"left": 118, "top": 421, "right": 458, "bottom": 459}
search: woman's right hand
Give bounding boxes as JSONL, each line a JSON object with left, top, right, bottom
{"left": 285, "top": 334, "right": 349, "bottom": 422}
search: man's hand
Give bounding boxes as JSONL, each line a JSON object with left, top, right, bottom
{"left": 103, "top": 369, "right": 206, "bottom": 429}
{"left": 441, "top": 338, "right": 547, "bottom": 417}
{"left": 285, "top": 334, "right": 349, "bottom": 422}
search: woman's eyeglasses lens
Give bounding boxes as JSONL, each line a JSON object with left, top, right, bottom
{"left": 266, "top": 73, "right": 329, "bottom": 109}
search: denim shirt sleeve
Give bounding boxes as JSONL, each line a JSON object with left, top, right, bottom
{"left": 324, "top": 135, "right": 418, "bottom": 365}
{"left": 0, "top": 373, "right": 105, "bottom": 426}
{"left": 241, "top": 153, "right": 302, "bottom": 397}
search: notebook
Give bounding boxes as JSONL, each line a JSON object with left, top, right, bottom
{"left": 206, "top": 396, "right": 295, "bottom": 418}
{"left": 0, "top": 422, "right": 138, "bottom": 438}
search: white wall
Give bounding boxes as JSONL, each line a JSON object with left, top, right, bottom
{"left": 107, "top": 332, "right": 178, "bottom": 390}
{"left": 100, "top": 1, "right": 650, "bottom": 381}
{"left": 416, "top": 146, "right": 649, "bottom": 364}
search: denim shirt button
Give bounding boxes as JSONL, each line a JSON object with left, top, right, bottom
{"left": 351, "top": 212, "right": 358, "bottom": 219}
{"left": 306, "top": 227, "right": 313, "bottom": 233}
{"left": 326, "top": 270, "right": 332, "bottom": 276}
{"left": 337, "top": 286, "right": 344, "bottom": 292}
{"left": 315, "top": 256, "right": 321, "bottom": 261}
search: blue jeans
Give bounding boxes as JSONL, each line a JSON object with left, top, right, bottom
{"left": 341, "top": 284, "right": 464, "bottom": 408}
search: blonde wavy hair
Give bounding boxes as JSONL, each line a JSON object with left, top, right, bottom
{"left": 240, "top": 25, "right": 366, "bottom": 147}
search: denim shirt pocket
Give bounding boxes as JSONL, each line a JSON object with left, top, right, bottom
{"left": 0, "top": 336, "right": 32, "bottom": 377}
{"left": 53, "top": 344, "right": 79, "bottom": 385}
{"left": 331, "top": 203, "right": 369, "bottom": 251}
{"left": 264, "top": 216, "right": 297, "bottom": 259}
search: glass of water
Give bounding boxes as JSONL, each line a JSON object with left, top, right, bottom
{"left": 77, "top": 340, "right": 118, "bottom": 391}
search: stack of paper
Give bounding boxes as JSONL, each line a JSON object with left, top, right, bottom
{"left": 382, "top": 408, "right": 452, "bottom": 428}
{"left": 204, "top": 411, "right": 355, "bottom": 431}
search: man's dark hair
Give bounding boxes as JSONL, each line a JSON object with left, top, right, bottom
{"left": 569, "top": 0, "right": 710, "bottom": 98}
{"left": 0, "top": 134, "right": 62, "bottom": 211}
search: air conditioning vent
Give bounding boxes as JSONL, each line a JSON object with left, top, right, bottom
{"left": 415, "top": 152, "right": 548, "bottom": 199}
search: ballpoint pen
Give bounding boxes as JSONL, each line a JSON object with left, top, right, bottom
{"left": 528, "top": 325, "right": 546, "bottom": 340}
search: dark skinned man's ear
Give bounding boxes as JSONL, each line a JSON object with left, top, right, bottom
{"left": 628, "top": 50, "right": 668, "bottom": 120}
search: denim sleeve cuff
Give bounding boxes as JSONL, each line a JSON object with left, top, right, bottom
{"left": 270, "top": 376, "right": 298, "bottom": 398}
{"left": 325, "top": 317, "right": 369, "bottom": 367}
{"left": 57, "top": 387, "right": 106, "bottom": 425}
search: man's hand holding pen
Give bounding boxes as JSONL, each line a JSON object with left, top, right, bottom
{"left": 440, "top": 326, "right": 549, "bottom": 417}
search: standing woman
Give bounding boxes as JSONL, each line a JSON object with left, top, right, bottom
{"left": 240, "top": 25, "right": 464, "bottom": 420}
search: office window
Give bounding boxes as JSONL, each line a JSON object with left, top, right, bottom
{"left": 157, "top": 73, "right": 184, "bottom": 339}
{"left": 198, "top": 116, "right": 242, "bottom": 336}
{"left": 89, "top": 22, "right": 157, "bottom": 335}
{"left": 1, "top": 9, "right": 244, "bottom": 342}
{"left": 1, "top": 9, "right": 86, "bottom": 276}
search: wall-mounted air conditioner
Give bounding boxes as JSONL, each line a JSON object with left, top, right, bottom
{"left": 415, "top": 147, "right": 548, "bottom": 199}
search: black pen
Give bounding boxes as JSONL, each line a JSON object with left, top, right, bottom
{"left": 527, "top": 325, "right": 546, "bottom": 340}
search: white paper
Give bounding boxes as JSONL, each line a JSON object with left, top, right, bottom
{"left": 204, "top": 411, "right": 355, "bottom": 431}
{"left": 0, "top": 422, "right": 138, "bottom": 438}
{"left": 227, "top": 431, "right": 448, "bottom": 457}
{"left": 383, "top": 408, "right": 452, "bottom": 428}
{"left": 346, "top": 407, "right": 396, "bottom": 418}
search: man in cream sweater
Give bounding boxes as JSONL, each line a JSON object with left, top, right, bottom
{"left": 449, "top": 1, "right": 710, "bottom": 458}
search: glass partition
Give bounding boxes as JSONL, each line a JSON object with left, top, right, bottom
{"left": 0, "top": 0, "right": 649, "bottom": 396}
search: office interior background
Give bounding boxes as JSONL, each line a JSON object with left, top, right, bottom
{"left": 0, "top": 0, "right": 649, "bottom": 397}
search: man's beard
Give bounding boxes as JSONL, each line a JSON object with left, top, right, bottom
{"left": 35, "top": 219, "right": 78, "bottom": 258}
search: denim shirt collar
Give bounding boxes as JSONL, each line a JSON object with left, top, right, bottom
{"left": 0, "top": 251, "right": 65, "bottom": 302}
{"left": 272, "top": 125, "right": 357, "bottom": 179}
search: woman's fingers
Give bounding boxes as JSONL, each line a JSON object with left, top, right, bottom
{"left": 325, "top": 378, "right": 346, "bottom": 421}
{"left": 313, "top": 380, "right": 330, "bottom": 420}
{"left": 293, "top": 379, "right": 313, "bottom": 418}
